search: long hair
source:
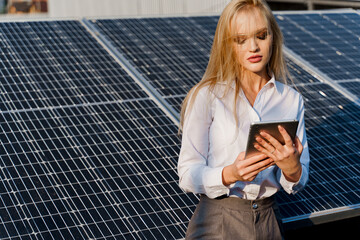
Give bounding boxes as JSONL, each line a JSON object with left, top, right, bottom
{"left": 179, "top": 0, "right": 290, "bottom": 133}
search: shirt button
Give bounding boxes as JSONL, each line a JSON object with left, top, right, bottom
{"left": 252, "top": 203, "right": 258, "bottom": 209}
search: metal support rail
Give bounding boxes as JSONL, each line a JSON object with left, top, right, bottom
{"left": 80, "top": 18, "right": 181, "bottom": 126}
{"left": 283, "top": 46, "right": 360, "bottom": 107}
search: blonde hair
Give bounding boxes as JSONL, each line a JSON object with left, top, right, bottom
{"left": 179, "top": 0, "right": 290, "bottom": 133}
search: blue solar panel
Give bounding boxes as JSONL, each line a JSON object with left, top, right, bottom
{"left": 0, "top": 20, "right": 197, "bottom": 239}
{"left": 1, "top": 10, "right": 360, "bottom": 240}
{"left": 0, "top": 21, "right": 147, "bottom": 112}
{"left": 276, "top": 11, "right": 360, "bottom": 99}
{"left": 91, "top": 16, "right": 219, "bottom": 111}
{"left": 1, "top": 101, "right": 197, "bottom": 239}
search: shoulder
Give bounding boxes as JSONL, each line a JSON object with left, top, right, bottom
{"left": 190, "top": 83, "right": 225, "bottom": 103}
{"left": 275, "top": 81, "right": 305, "bottom": 115}
{"left": 275, "top": 81, "right": 303, "bottom": 101}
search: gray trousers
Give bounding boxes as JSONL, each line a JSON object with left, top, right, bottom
{"left": 185, "top": 195, "right": 283, "bottom": 240}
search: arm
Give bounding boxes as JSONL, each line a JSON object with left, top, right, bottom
{"left": 177, "top": 88, "right": 230, "bottom": 199}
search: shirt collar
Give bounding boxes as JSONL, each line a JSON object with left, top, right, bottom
{"left": 217, "top": 72, "right": 280, "bottom": 96}
{"left": 265, "top": 73, "right": 279, "bottom": 93}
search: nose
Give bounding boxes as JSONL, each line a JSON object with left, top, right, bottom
{"left": 249, "top": 37, "right": 259, "bottom": 52}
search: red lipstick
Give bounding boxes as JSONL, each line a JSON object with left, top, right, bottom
{"left": 247, "top": 55, "right": 262, "bottom": 63}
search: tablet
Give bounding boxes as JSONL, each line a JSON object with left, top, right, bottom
{"left": 244, "top": 119, "right": 299, "bottom": 158}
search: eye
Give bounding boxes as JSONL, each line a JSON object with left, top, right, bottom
{"left": 257, "top": 32, "right": 268, "bottom": 40}
{"left": 234, "top": 36, "right": 246, "bottom": 45}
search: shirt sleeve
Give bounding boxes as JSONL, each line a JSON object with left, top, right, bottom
{"left": 177, "top": 87, "right": 230, "bottom": 199}
{"left": 277, "top": 94, "right": 310, "bottom": 194}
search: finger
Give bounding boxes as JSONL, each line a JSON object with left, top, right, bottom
{"left": 255, "top": 136, "right": 276, "bottom": 153}
{"left": 246, "top": 157, "right": 274, "bottom": 173}
{"left": 294, "top": 136, "right": 303, "bottom": 155}
{"left": 243, "top": 161, "right": 275, "bottom": 181}
{"left": 239, "top": 157, "right": 273, "bottom": 177}
{"left": 239, "top": 158, "right": 274, "bottom": 179}
{"left": 259, "top": 131, "right": 283, "bottom": 150}
{"left": 242, "top": 153, "right": 267, "bottom": 165}
{"left": 254, "top": 142, "right": 276, "bottom": 158}
{"left": 278, "top": 125, "right": 293, "bottom": 147}
{"left": 256, "top": 161, "right": 276, "bottom": 173}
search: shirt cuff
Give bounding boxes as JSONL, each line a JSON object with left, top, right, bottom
{"left": 279, "top": 165, "right": 307, "bottom": 194}
{"left": 203, "top": 166, "right": 230, "bottom": 199}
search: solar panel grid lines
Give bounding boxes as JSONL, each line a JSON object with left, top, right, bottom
{"left": 5, "top": 21, "right": 83, "bottom": 109}
{"left": 0, "top": 20, "right": 148, "bottom": 113}
{"left": 1, "top": 99, "right": 194, "bottom": 239}
{"left": 90, "top": 16, "right": 219, "bottom": 111}
{"left": 0, "top": 18, "right": 200, "bottom": 239}
{"left": 0, "top": 110, "right": 89, "bottom": 240}
{"left": 81, "top": 18, "right": 181, "bottom": 125}
{"left": 162, "top": 95, "right": 186, "bottom": 113}
{"left": 276, "top": 13, "right": 358, "bottom": 78}
{"left": 50, "top": 101, "right": 180, "bottom": 238}
{"left": 276, "top": 10, "right": 360, "bottom": 103}
{"left": 283, "top": 46, "right": 360, "bottom": 107}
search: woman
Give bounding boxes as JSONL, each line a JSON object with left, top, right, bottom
{"left": 177, "top": 0, "right": 310, "bottom": 239}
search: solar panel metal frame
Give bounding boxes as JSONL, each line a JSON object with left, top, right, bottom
{"left": 283, "top": 46, "right": 360, "bottom": 106}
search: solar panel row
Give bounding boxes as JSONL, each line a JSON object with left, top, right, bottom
{"left": 0, "top": 10, "right": 359, "bottom": 240}
{"left": 0, "top": 20, "right": 196, "bottom": 240}
{"left": 91, "top": 17, "right": 219, "bottom": 111}
{"left": 0, "top": 21, "right": 147, "bottom": 112}
{"left": 0, "top": 100, "right": 195, "bottom": 239}
{"left": 276, "top": 11, "right": 360, "bottom": 99}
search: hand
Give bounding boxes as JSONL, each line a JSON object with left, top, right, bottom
{"left": 222, "top": 152, "right": 275, "bottom": 185}
{"left": 254, "top": 125, "right": 303, "bottom": 182}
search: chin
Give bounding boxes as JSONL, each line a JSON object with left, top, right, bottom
{"left": 244, "top": 66, "right": 267, "bottom": 75}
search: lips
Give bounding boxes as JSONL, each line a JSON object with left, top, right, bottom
{"left": 247, "top": 55, "right": 262, "bottom": 63}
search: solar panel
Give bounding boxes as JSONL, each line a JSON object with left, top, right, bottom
{"left": 91, "top": 16, "right": 219, "bottom": 111}
{"left": 0, "top": 20, "right": 198, "bottom": 239}
{"left": 91, "top": 15, "right": 360, "bottom": 229}
{"left": 0, "top": 21, "right": 148, "bottom": 111}
{"left": 275, "top": 10, "right": 360, "bottom": 98}
{"left": 1, "top": 11, "right": 360, "bottom": 240}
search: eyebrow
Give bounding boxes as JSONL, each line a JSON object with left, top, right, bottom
{"left": 235, "top": 27, "right": 268, "bottom": 37}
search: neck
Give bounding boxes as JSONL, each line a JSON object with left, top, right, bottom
{"left": 241, "top": 70, "right": 271, "bottom": 93}
{"left": 239, "top": 70, "right": 271, "bottom": 107}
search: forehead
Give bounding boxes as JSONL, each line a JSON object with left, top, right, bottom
{"left": 232, "top": 7, "right": 269, "bottom": 35}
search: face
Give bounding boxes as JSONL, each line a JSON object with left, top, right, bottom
{"left": 232, "top": 7, "right": 273, "bottom": 77}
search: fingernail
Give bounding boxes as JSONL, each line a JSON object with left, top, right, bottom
{"left": 278, "top": 125, "right": 284, "bottom": 130}
{"left": 260, "top": 131, "right": 266, "bottom": 136}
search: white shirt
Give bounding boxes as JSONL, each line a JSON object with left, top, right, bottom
{"left": 178, "top": 76, "right": 310, "bottom": 200}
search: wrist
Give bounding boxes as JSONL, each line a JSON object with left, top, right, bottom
{"left": 283, "top": 164, "right": 302, "bottom": 182}
{"left": 222, "top": 165, "right": 236, "bottom": 186}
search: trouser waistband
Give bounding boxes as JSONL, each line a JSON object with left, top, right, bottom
{"left": 200, "top": 194, "right": 275, "bottom": 211}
